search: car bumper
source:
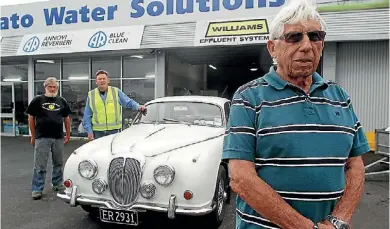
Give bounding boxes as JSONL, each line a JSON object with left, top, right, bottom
{"left": 57, "top": 185, "right": 215, "bottom": 219}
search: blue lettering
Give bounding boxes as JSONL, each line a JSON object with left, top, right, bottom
{"left": 176, "top": 0, "right": 194, "bottom": 14}
{"left": 79, "top": 6, "right": 90, "bottom": 22}
{"left": 270, "top": 0, "right": 284, "bottom": 7}
{"left": 107, "top": 5, "right": 118, "bottom": 20}
{"left": 212, "top": 0, "right": 219, "bottom": 11}
{"left": 147, "top": 1, "right": 164, "bottom": 16}
{"left": 20, "top": 14, "right": 33, "bottom": 28}
{"left": 10, "top": 14, "right": 20, "bottom": 29}
{"left": 92, "top": 7, "right": 105, "bottom": 21}
{"left": 64, "top": 10, "right": 78, "bottom": 24}
{"left": 1, "top": 17, "right": 9, "bottom": 30}
{"left": 197, "top": 0, "right": 210, "bottom": 12}
{"left": 245, "top": 0, "right": 254, "bottom": 8}
{"left": 167, "top": 0, "right": 174, "bottom": 15}
{"left": 130, "top": 0, "right": 145, "bottom": 18}
{"left": 223, "top": 0, "right": 242, "bottom": 10}
{"left": 129, "top": 0, "right": 285, "bottom": 18}
{"left": 44, "top": 7, "right": 65, "bottom": 25}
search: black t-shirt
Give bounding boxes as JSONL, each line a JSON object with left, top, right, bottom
{"left": 26, "top": 95, "right": 72, "bottom": 139}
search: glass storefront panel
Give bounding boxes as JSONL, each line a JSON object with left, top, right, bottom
{"left": 35, "top": 59, "right": 61, "bottom": 80}
{"left": 14, "top": 82, "right": 29, "bottom": 135}
{"left": 122, "top": 78, "right": 155, "bottom": 129}
{"left": 62, "top": 80, "right": 89, "bottom": 137}
{"left": 1, "top": 62, "right": 29, "bottom": 136}
{"left": 1, "top": 63, "right": 28, "bottom": 82}
{"left": 63, "top": 58, "right": 89, "bottom": 80}
{"left": 123, "top": 54, "right": 155, "bottom": 79}
{"left": 91, "top": 56, "right": 121, "bottom": 79}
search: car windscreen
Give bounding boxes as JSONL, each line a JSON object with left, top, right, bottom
{"left": 134, "top": 101, "right": 223, "bottom": 127}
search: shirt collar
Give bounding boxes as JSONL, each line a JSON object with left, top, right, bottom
{"left": 263, "top": 66, "right": 328, "bottom": 91}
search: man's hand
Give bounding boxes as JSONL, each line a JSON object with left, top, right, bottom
{"left": 88, "top": 133, "right": 94, "bottom": 141}
{"left": 30, "top": 136, "right": 35, "bottom": 146}
{"left": 139, "top": 106, "right": 147, "bottom": 115}
{"left": 64, "top": 135, "right": 70, "bottom": 144}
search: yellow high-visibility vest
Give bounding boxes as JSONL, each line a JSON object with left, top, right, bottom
{"left": 88, "top": 86, "right": 122, "bottom": 131}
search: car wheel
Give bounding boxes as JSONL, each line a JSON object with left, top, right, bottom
{"left": 205, "top": 166, "right": 227, "bottom": 228}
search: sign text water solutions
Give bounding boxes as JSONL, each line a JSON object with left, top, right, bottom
{"left": 1, "top": 0, "right": 284, "bottom": 30}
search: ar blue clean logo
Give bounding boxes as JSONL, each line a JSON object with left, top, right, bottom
{"left": 23, "top": 36, "right": 40, "bottom": 52}
{"left": 88, "top": 31, "right": 107, "bottom": 48}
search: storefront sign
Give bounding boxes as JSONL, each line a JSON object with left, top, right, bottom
{"left": 1, "top": 0, "right": 286, "bottom": 37}
{"left": 16, "top": 25, "right": 144, "bottom": 55}
{"left": 194, "top": 18, "right": 270, "bottom": 46}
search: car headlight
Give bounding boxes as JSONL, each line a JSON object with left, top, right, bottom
{"left": 153, "top": 165, "right": 175, "bottom": 187}
{"left": 78, "top": 160, "right": 98, "bottom": 179}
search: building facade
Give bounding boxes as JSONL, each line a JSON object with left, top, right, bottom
{"left": 1, "top": 0, "right": 388, "bottom": 149}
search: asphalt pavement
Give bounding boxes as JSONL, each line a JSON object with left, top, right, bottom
{"left": 1, "top": 136, "right": 389, "bottom": 229}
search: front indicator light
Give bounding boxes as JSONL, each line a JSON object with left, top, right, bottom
{"left": 184, "top": 190, "right": 193, "bottom": 200}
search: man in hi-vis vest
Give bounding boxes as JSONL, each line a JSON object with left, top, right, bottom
{"left": 83, "top": 70, "right": 146, "bottom": 141}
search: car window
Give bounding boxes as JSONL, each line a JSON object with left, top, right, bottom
{"left": 223, "top": 101, "right": 231, "bottom": 124}
{"left": 133, "top": 102, "right": 224, "bottom": 127}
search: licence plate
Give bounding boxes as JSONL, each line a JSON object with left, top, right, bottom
{"left": 99, "top": 208, "right": 139, "bottom": 226}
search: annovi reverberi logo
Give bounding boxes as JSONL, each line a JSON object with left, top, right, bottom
{"left": 88, "top": 31, "right": 107, "bottom": 48}
{"left": 23, "top": 36, "right": 40, "bottom": 52}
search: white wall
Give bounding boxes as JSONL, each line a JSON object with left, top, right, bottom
{"left": 166, "top": 54, "right": 205, "bottom": 96}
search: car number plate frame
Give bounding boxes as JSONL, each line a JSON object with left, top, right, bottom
{"left": 99, "top": 207, "right": 139, "bottom": 226}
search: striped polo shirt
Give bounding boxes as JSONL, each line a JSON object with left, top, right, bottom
{"left": 222, "top": 66, "right": 370, "bottom": 229}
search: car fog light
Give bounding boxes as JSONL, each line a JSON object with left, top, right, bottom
{"left": 184, "top": 190, "right": 193, "bottom": 200}
{"left": 78, "top": 160, "right": 98, "bottom": 179}
{"left": 153, "top": 165, "right": 175, "bottom": 187}
{"left": 92, "top": 178, "right": 107, "bottom": 194}
{"left": 140, "top": 182, "right": 156, "bottom": 199}
{"left": 64, "top": 179, "right": 72, "bottom": 188}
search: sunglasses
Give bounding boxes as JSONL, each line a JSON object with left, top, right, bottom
{"left": 278, "top": 30, "right": 326, "bottom": 43}
{"left": 95, "top": 70, "right": 109, "bottom": 77}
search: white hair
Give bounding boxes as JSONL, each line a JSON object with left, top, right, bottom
{"left": 43, "top": 77, "right": 59, "bottom": 87}
{"left": 270, "top": 0, "right": 328, "bottom": 39}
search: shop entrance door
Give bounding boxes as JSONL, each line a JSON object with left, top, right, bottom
{"left": 1, "top": 82, "right": 16, "bottom": 136}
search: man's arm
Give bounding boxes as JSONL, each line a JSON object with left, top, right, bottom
{"left": 28, "top": 115, "right": 36, "bottom": 139}
{"left": 328, "top": 156, "right": 365, "bottom": 223}
{"left": 229, "top": 160, "right": 316, "bottom": 229}
{"left": 64, "top": 116, "right": 71, "bottom": 139}
{"left": 82, "top": 97, "right": 93, "bottom": 135}
{"left": 118, "top": 90, "right": 140, "bottom": 110}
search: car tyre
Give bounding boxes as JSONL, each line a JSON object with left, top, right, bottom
{"left": 205, "top": 165, "right": 228, "bottom": 228}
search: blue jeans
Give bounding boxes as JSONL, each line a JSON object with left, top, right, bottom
{"left": 93, "top": 129, "right": 120, "bottom": 139}
{"left": 32, "top": 138, "right": 64, "bottom": 192}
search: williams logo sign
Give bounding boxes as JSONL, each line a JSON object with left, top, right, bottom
{"left": 23, "top": 36, "right": 40, "bottom": 52}
{"left": 88, "top": 31, "right": 107, "bottom": 48}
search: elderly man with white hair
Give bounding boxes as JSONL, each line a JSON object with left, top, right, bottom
{"left": 26, "top": 77, "right": 71, "bottom": 200}
{"left": 222, "top": 0, "right": 370, "bottom": 229}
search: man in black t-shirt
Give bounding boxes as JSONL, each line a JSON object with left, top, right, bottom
{"left": 26, "top": 77, "right": 71, "bottom": 200}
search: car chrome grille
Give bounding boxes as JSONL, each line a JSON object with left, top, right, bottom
{"left": 108, "top": 157, "right": 142, "bottom": 206}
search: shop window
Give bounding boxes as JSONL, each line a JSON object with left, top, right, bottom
{"left": 122, "top": 78, "right": 155, "bottom": 129}
{"left": 62, "top": 58, "right": 89, "bottom": 137}
{"left": 35, "top": 59, "right": 61, "bottom": 80}
{"left": 1, "top": 62, "right": 29, "bottom": 136}
{"left": 123, "top": 54, "right": 156, "bottom": 79}
{"left": 91, "top": 56, "right": 121, "bottom": 79}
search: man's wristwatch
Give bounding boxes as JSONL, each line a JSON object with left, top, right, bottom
{"left": 326, "top": 215, "right": 350, "bottom": 229}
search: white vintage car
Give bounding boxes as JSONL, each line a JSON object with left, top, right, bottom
{"left": 57, "top": 96, "right": 232, "bottom": 227}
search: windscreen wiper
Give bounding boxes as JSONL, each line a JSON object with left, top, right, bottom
{"left": 162, "top": 118, "right": 191, "bottom": 126}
